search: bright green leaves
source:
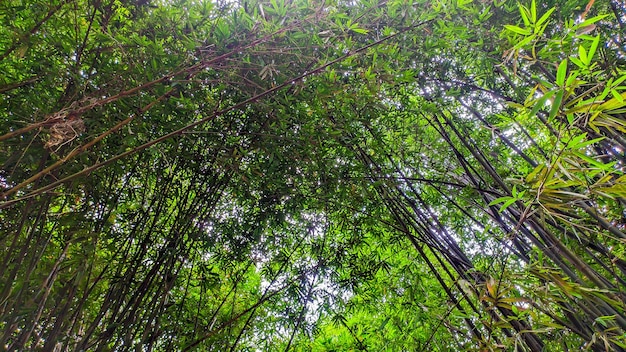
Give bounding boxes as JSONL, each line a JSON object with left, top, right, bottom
{"left": 564, "top": 133, "right": 604, "bottom": 150}
{"left": 214, "top": 18, "right": 232, "bottom": 41}
{"left": 514, "top": 0, "right": 555, "bottom": 35}
{"left": 548, "top": 89, "right": 564, "bottom": 120}
{"left": 570, "top": 34, "right": 601, "bottom": 71}
{"left": 333, "top": 17, "right": 369, "bottom": 35}
{"left": 534, "top": 8, "right": 555, "bottom": 33}
{"left": 3, "top": 0, "right": 626, "bottom": 350}
{"left": 518, "top": 0, "right": 531, "bottom": 26}
{"left": 522, "top": 130, "right": 621, "bottom": 213}
{"left": 489, "top": 185, "right": 527, "bottom": 212}
{"left": 346, "top": 20, "right": 369, "bottom": 35}
{"left": 518, "top": 23, "right": 625, "bottom": 132}
{"left": 496, "top": 5, "right": 626, "bottom": 345}
{"left": 555, "top": 59, "right": 567, "bottom": 87}
{"left": 570, "top": 14, "right": 609, "bottom": 37}
{"left": 503, "top": 24, "right": 531, "bottom": 36}
{"left": 503, "top": 0, "right": 554, "bottom": 57}
{"left": 349, "top": 25, "right": 369, "bottom": 35}
{"left": 502, "top": 0, "right": 609, "bottom": 74}
{"left": 269, "top": 0, "right": 288, "bottom": 18}
{"left": 456, "top": 0, "right": 473, "bottom": 10}
{"left": 111, "top": 0, "right": 133, "bottom": 24}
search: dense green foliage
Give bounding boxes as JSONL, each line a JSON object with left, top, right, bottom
{"left": 1, "top": 0, "right": 625, "bottom": 350}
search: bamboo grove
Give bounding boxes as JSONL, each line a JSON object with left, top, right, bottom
{"left": 0, "top": 0, "right": 625, "bottom": 350}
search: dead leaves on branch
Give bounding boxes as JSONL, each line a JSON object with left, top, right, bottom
{"left": 44, "top": 115, "right": 86, "bottom": 151}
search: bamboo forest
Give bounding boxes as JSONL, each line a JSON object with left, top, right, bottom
{"left": 0, "top": 0, "right": 625, "bottom": 350}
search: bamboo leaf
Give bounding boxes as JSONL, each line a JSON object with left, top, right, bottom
{"left": 570, "top": 56, "right": 586, "bottom": 69}
{"left": 587, "top": 35, "right": 600, "bottom": 63}
{"left": 578, "top": 45, "right": 588, "bottom": 66}
{"left": 489, "top": 196, "right": 514, "bottom": 206}
{"left": 556, "top": 59, "right": 567, "bottom": 87}
{"left": 513, "top": 33, "right": 536, "bottom": 49}
{"left": 611, "top": 89, "right": 625, "bottom": 103}
{"left": 518, "top": 3, "right": 531, "bottom": 27}
{"left": 576, "top": 14, "right": 609, "bottom": 29}
{"left": 611, "top": 73, "right": 626, "bottom": 88}
{"left": 350, "top": 27, "right": 369, "bottom": 34}
{"left": 599, "top": 91, "right": 626, "bottom": 110}
{"left": 500, "top": 198, "right": 518, "bottom": 212}
{"left": 504, "top": 24, "right": 531, "bottom": 35}
{"left": 526, "top": 163, "right": 546, "bottom": 184}
{"left": 530, "top": 90, "right": 556, "bottom": 117}
{"left": 536, "top": 7, "right": 555, "bottom": 27}
{"left": 549, "top": 89, "right": 563, "bottom": 120}
{"left": 568, "top": 135, "right": 604, "bottom": 150}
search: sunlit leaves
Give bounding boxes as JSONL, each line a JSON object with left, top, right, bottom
{"left": 1, "top": 0, "right": 625, "bottom": 351}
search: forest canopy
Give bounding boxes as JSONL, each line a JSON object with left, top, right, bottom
{"left": 1, "top": 0, "right": 626, "bottom": 350}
